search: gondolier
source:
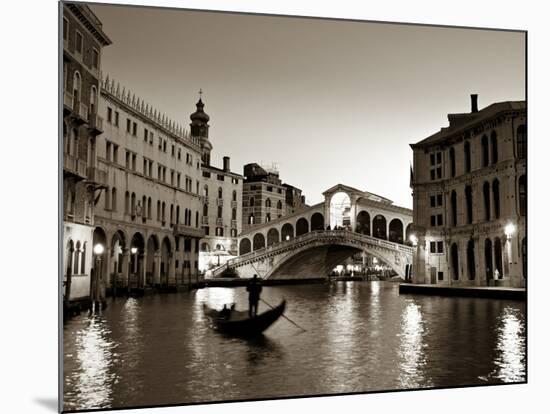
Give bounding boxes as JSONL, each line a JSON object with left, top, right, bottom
{"left": 246, "top": 274, "right": 263, "bottom": 317}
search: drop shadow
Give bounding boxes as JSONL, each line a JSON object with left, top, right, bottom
{"left": 33, "top": 397, "right": 58, "bottom": 412}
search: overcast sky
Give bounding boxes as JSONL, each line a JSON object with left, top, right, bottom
{"left": 90, "top": 3, "right": 525, "bottom": 208}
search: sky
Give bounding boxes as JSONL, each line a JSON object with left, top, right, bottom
{"left": 90, "top": 3, "right": 525, "bottom": 208}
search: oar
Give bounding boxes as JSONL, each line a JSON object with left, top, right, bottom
{"left": 260, "top": 298, "right": 307, "bottom": 332}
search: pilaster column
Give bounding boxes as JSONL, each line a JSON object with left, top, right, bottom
{"left": 168, "top": 254, "right": 176, "bottom": 286}
{"left": 122, "top": 249, "right": 130, "bottom": 294}
{"left": 100, "top": 241, "right": 110, "bottom": 301}
{"left": 140, "top": 253, "right": 147, "bottom": 289}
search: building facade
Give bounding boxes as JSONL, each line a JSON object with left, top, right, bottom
{"left": 191, "top": 100, "right": 244, "bottom": 272}
{"left": 410, "top": 95, "right": 526, "bottom": 288}
{"left": 241, "top": 164, "right": 289, "bottom": 232}
{"left": 284, "top": 183, "right": 307, "bottom": 214}
{"left": 62, "top": 3, "right": 111, "bottom": 305}
{"left": 93, "top": 78, "right": 205, "bottom": 294}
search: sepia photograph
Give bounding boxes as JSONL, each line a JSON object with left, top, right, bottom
{"left": 60, "top": 1, "right": 526, "bottom": 412}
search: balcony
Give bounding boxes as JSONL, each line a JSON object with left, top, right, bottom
{"left": 88, "top": 113, "right": 104, "bottom": 135}
{"left": 231, "top": 200, "right": 238, "bottom": 208}
{"left": 63, "top": 153, "right": 87, "bottom": 179}
{"left": 216, "top": 218, "right": 224, "bottom": 226}
{"left": 217, "top": 198, "right": 224, "bottom": 206}
{"left": 63, "top": 91, "right": 74, "bottom": 115}
{"left": 173, "top": 224, "right": 205, "bottom": 238}
{"left": 74, "top": 102, "right": 89, "bottom": 124}
{"left": 202, "top": 216, "right": 209, "bottom": 225}
{"left": 87, "top": 167, "right": 108, "bottom": 187}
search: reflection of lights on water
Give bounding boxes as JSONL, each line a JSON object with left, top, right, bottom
{"left": 398, "top": 302, "right": 430, "bottom": 388}
{"left": 370, "top": 281, "right": 380, "bottom": 296}
{"left": 72, "top": 317, "right": 117, "bottom": 409}
{"left": 494, "top": 307, "right": 525, "bottom": 382}
{"left": 196, "top": 287, "right": 235, "bottom": 310}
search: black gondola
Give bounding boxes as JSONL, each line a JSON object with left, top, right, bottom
{"left": 203, "top": 300, "right": 286, "bottom": 337}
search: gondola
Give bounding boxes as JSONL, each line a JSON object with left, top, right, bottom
{"left": 203, "top": 300, "right": 286, "bottom": 337}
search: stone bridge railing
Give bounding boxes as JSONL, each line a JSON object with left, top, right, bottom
{"left": 211, "top": 229, "right": 413, "bottom": 278}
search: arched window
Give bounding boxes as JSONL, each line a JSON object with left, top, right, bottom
{"left": 170, "top": 204, "right": 174, "bottom": 224}
{"left": 232, "top": 208, "right": 237, "bottom": 220}
{"left": 72, "top": 71, "right": 81, "bottom": 102}
{"left": 147, "top": 197, "right": 152, "bottom": 219}
{"left": 449, "top": 147, "right": 456, "bottom": 177}
{"left": 218, "top": 187, "right": 223, "bottom": 199}
{"left": 277, "top": 200, "right": 283, "bottom": 210}
{"left": 203, "top": 203, "right": 208, "bottom": 217}
{"left": 517, "top": 125, "right": 527, "bottom": 159}
{"left": 451, "top": 243, "right": 459, "bottom": 280}
{"left": 465, "top": 185, "right": 473, "bottom": 224}
{"left": 232, "top": 190, "right": 237, "bottom": 202}
{"left": 157, "top": 200, "right": 161, "bottom": 221}
{"left": 451, "top": 190, "right": 457, "bottom": 226}
{"left": 90, "top": 86, "right": 97, "bottom": 114}
{"left": 142, "top": 195, "right": 147, "bottom": 218}
{"left": 249, "top": 197, "right": 255, "bottom": 207}
{"left": 483, "top": 182, "right": 491, "bottom": 221}
{"left": 249, "top": 214, "right": 255, "bottom": 225}
{"left": 494, "top": 237, "right": 503, "bottom": 278}
{"left": 481, "top": 135, "right": 489, "bottom": 167}
{"left": 217, "top": 206, "right": 222, "bottom": 218}
{"left": 196, "top": 211, "right": 199, "bottom": 227}
{"left": 131, "top": 193, "right": 136, "bottom": 216}
{"left": 125, "top": 191, "right": 130, "bottom": 214}
{"left": 464, "top": 141, "right": 471, "bottom": 173}
{"left": 74, "top": 241, "right": 81, "bottom": 275}
{"left": 203, "top": 185, "right": 208, "bottom": 197}
{"left": 491, "top": 130, "right": 498, "bottom": 164}
{"left": 467, "top": 239, "right": 476, "bottom": 280}
{"left": 111, "top": 187, "right": 117, "bottom": 211}
{"left": 66, "top": 240, "right": 74, "bottom": 277}
{"left": 266, "top": 198, "right": 271, "bottom": 208}
{"left": 519, "top": 175, "right": 526, "bottom": 216}
{"left": 162, "top": 202, "right": 166, "bottom": 221}
{"left": 492, "top": 179, "right": 500, "bottom": 219}
{"left": 484, "top": 239, "right": 493, "bottom": 282}
{"left": 104, "top": 187, "right": 111, "bottom": 209}
{"left": 176, "top": 206, "right": 180, "bottom": 224}
{"left": 80, "top": 242, "right": 86, "bottom": 275}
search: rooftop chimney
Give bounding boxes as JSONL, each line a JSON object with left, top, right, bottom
{"left": 223, "top": 156, "right": 230, "bottom": 172}
{"left": 470, "top": 94, "right": 478, "bottom": 113}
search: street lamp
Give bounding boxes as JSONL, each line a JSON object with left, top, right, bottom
{"left": 131, "top": 247, "right": 138, "bottom": 254}
{"left": 504, "top": 223, "right": 516, "bottom": 240}
{"left": 409, "top": 234, "right": 418, "bottom": 247}
{"left": 93, "top": 243, "right": 104, "bottom": 311}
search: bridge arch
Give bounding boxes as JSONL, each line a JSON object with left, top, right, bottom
{"left": 239, "top": 238, "right": 251, "bottom": 255}
{"left": 311, "top": 212, "right": 324, "bottom": 231}
{"left": 253, "top": 233, "right": 266, "bottom": 251}
{"left": 296, "top": 217, "right": 309, "bottom": 236}
{"left": 281, "top": 223, "right": 294, "bottom": 241}
{"left": 267, "top": 228, "right": 280, "bottom": 247}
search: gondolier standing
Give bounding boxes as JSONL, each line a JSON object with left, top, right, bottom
{"left": 246, "top": 274, "right": 263, "bottom": 317}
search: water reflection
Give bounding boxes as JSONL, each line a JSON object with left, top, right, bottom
{"left": 66, "top": 316, "right": 118, "bottom": 410}
{"left": 493, "top": 307, "right": 526, "bottom": 382}
{"left": 63, "top": 283, "right": 526, "bottom": 411}
{"left": 398, "top": 301, "right": 431, "bottom": 388}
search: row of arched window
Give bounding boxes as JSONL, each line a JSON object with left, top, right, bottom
{"left": 202, "top": 204, "right": 238, "bottom": 220}
{"left": 203, "top": 185, "right": 238, "bottom": 202}
{"left": 448, "top": 125, "right": 526, "bottom": 178}
{"left": 449, "top": 175, "right": 525, "bottom": 227}
{"left": 68, "top": 70, "right": 98, "bottom": 113}
{"left": 248, "top": 197, "right": 283, "bottom": 209}
{"left": 450, "top": 237, "right": 527, "bottom": 281}
{"left": 65, "top": 239, "right": 87, "bottom": 276}
{"left": 115, "top": 190, "right": 199, "bottom": 227}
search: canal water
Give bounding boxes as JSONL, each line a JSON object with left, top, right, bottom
{"left": 63, "top": 281, "right": 526, "bottom": 412}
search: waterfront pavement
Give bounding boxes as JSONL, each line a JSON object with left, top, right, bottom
{"left": 399, "top": 283, "right": 526, "bottom": 300}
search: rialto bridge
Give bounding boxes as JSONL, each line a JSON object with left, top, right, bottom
{"left": 212, "top": 184, "right": 414, "bottom": 280}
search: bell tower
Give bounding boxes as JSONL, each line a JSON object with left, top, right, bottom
{"left": 190, "top": 89, "right": 212, "bottom": 165}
